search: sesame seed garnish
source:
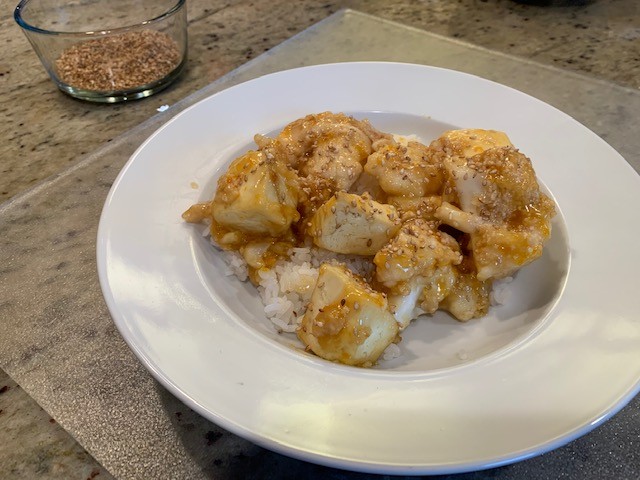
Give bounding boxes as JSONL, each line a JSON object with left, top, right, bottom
{"left": 55, "top": 30, "right": 181, "bottom": 91}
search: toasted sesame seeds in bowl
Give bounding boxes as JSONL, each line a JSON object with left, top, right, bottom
{"left": 15, "top": 0, "right": 187, "bottom": 103}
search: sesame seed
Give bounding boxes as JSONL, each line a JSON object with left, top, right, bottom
{"left": 55, "top": 30, "right": 181, "bottom": 91}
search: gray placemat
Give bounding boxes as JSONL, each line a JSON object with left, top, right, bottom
{"left": 1, "top": 9, "right": 638, "bottom": 480}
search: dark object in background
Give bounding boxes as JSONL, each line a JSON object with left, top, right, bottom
{"left": 512, "top": 0, "right": 592, "bottom": 5}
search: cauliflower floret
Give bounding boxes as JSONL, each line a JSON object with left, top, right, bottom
{"left": 364, "top": 141, "right": 443, "bottom": 197}
{"left": 298, "top": 263, "right": 399, "bottom": 367}
{"left": 429, "top": 128, "right": 513, "bottom": 160}
{"left": 309, "top": 192, "right": 401, "bottom": 255}
{"left": 435, "top": 147, "right": 556, "bottom": 281}
{"left": 386, "top": 195, "right": 442, "bottom": 222}
{"left": 440, "top": 269, "right": 492, "bottom": 322}
{"left": 257, "top": 112, "right": 391, "bottom": 192}
{"left": 374, "top": 218, "right": 463, "bottom": 329}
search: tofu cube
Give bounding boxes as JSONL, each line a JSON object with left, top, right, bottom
{"left": 309, "top": 192, "right": 400, "bottom": 255}
{"left": 212, "top": 150, "right": 300, "bottom": 236}
{"left": 298, "top": 263, "right": 399, "bottom": 367}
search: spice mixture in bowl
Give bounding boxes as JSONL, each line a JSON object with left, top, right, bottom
{"left": 15, "top": 0, "right": 187, "bottom": 103}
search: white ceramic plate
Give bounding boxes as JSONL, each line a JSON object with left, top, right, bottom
{"left": 97, "top": 62, "right": 640, "bottom": 475}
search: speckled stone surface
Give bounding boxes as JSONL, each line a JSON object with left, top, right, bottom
{"left": 0, "top": 369, "right": 114, "bottom": 480}
{"left": 1, "top": 2, "right": 639, "bottom": 479}
{"left": 2, "top": 0, "right": 639, "bottom": 203}
{"left": 355, "top": 0, "right": 640, "bottom": 89}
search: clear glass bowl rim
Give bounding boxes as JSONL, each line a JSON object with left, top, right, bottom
{"left": 14, "top": 0, "right": 186, "bottom": 36}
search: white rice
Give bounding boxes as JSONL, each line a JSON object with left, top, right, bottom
{"left": 218, "top": 239, "right": 512, "bottom": 364}
{"left": 228, "top": 246, "right": 374, "bottom": 333}
{"left": 221, "top": 250, "right": 249, "bottom": 282}
{"left": 231, "top": 246, "right": 401, "bottom": 361}
{"left": 381, "top": 342, "right": 401, "bottom": 361}
{"left": 491, "top": 276, "right": 513, "bottom": 305}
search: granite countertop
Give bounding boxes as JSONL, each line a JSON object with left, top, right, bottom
{"left": 1, "top": 1, "right": 639, "bottom": 478}
{"left": 3, "top": 0, "right": 639, "bottom": 203}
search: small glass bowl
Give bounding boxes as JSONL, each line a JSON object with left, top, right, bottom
{"left": 15, "top": 0, "right": 187, "bottom": 103}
